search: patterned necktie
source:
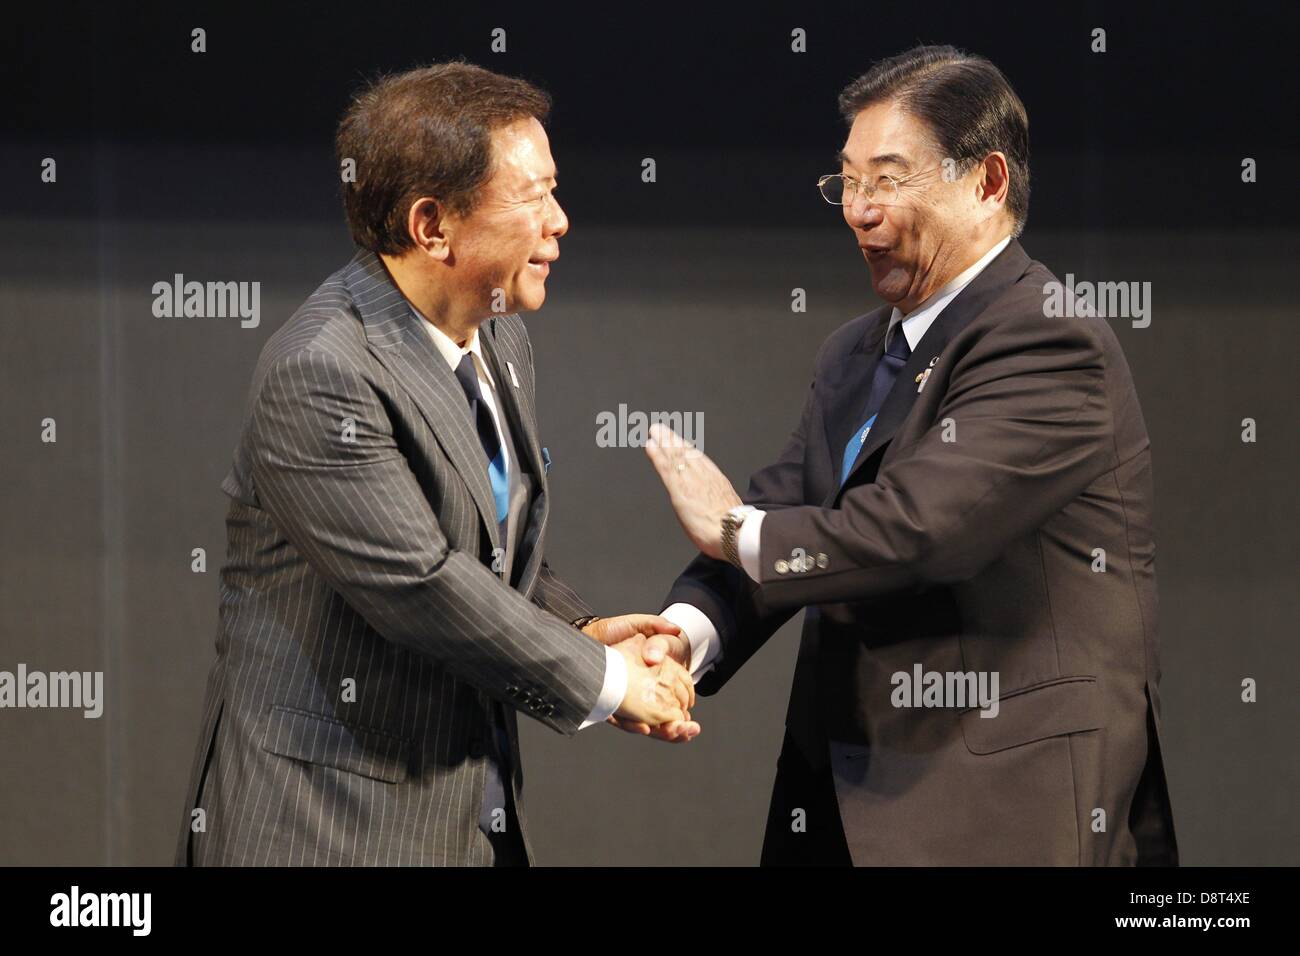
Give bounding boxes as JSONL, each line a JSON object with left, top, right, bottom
{"left": 453, "top": 353, "right": 510, "bottom": 533}
{"left": 454, "top": 354, "right": 518, "bottom": 841}
{"left": 840, "top": 325, "right": 912, "bottom": 486}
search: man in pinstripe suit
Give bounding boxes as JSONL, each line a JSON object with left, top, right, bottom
{"left": 175, "top": 63, "right": 698, "bottom": 867}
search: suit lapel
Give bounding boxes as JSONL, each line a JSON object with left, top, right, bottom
{"left": 344, "top": 249, "right": 502, "bottom": 552}
{"left": 479, "top": 322, "right": 545, "bottom": 490}
{"left": 820, "top": 310, "right": 889, "bottom": 504}
{"left": 834, "top": 240, "right": 1033, "bottom": 498}
{"left": 479, "top": 320, "right": 549, "bottom": 596}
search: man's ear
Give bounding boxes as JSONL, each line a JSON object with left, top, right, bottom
{"left": 407, "top": 197, "right": 453, "bottom": 261}
{"left": 975, "top": 152, "right": 1010, "bottom": 221}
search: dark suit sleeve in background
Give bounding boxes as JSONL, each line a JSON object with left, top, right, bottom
{"left": 663, "top": 377, "right": 819, "bottom": 694}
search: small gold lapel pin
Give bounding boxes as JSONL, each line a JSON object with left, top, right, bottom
{"left": 915, "top": 356, "right": 940, "bottom": 393}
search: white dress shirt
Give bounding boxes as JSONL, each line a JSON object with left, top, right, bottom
{"left": 419, "top": 315, "right": 626, "bottom": 728}
{"left": 662, "top": 236, "right": 1012, "bottom": 680}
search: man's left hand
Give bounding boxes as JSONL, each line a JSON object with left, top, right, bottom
{"left": 644, "top": 422, "right": 742, "bottom": 561}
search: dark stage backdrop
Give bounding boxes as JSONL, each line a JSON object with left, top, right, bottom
{"left": 1, "top": 2, "right": 1296, "bottom": 865}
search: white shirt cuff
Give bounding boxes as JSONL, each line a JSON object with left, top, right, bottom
{"left": 660, "top": 602, "right": 722, "bottom": 681}
{"left": 738, "top": 509, "right": 765, "bottom": 582}
{"left": 579, "top": 644, "right": 627, "bottom": 730}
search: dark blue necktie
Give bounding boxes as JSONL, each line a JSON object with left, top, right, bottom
{"left": 840, "top": 325, "right": 911, "bottom": 485}
{"left": 453, "top": 353, "right": 510, "bottom": 538}
{"left": 455, "top": 353, "right": 519, "bottom": 853}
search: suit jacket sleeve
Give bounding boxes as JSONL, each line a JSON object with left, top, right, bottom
{"left": 662, "top": 374, "right": 818, "bottom": 694}
{"left": 756, "top": 312, "right": 1114, "bottom": 607}
{"left": 245, "top": 345, "right": 607, "bottom": 735}
{"left": 531, "top": 560, "right": 595, "bottom": 623}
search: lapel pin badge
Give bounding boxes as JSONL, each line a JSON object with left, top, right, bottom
{"left": 916, "top": 357, "right": 938, "bottom": 393}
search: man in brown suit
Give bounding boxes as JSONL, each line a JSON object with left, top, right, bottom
{"left": 613, "top": 45, "right": 1178, "bottom": 865}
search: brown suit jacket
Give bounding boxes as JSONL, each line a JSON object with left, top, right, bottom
{"left": 666, "top": 239, "right": 1178, "bottom": 865}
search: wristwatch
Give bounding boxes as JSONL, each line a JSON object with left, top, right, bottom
{"left": 720, "top": 505, "right": 756, "bottom": 569}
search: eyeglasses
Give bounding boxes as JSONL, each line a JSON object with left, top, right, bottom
{"left": 817, "top": 166, "right": 944, "bottom": 208}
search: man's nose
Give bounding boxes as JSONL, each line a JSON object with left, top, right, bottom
{"left": 547, "top": 196, "right": 569, "bottom": 238}
{"left": 843, "top": 198, "right": 884, "bottom": 229}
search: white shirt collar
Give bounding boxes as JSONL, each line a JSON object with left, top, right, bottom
{"left": 416, "top": 310, "right": 495, "bottom": 389}
{"left": 886, "top": 236, "right": 1012, "bottom": 352}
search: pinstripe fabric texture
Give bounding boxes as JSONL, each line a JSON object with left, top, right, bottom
{"left": 174, "top": 249, "right": 604, "bottom": 866}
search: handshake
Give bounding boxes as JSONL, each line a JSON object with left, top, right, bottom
{"left": 580, "top": 615, "right": 700, "bottom": 743}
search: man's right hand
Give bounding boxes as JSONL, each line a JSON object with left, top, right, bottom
{"left": 638, "top": 630, "right": 691, "bottom": 670}
{"left": 612, "top": 636, "right": 699, "bottom": 742}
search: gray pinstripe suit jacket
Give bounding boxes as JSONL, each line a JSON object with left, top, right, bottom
{"left": 174, "top": 249, "right": 606, "bottom": 866}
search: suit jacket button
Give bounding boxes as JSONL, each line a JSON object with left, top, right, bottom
{"left": 774, "top": 559, "right": 789, "bottom": 574}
